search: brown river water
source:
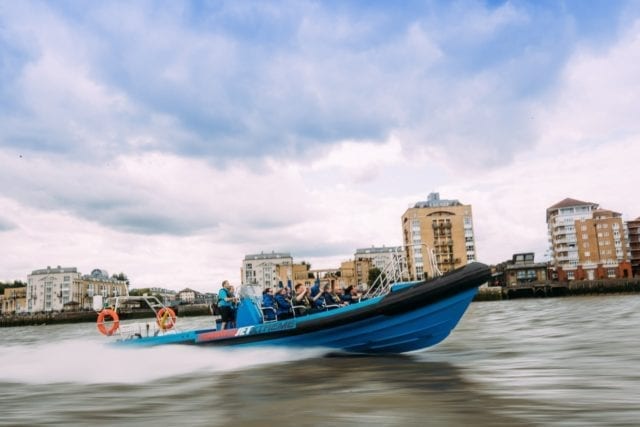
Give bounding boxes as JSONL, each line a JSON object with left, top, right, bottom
{"left": 1, "top": 295, "right": 639, "bottom": 426}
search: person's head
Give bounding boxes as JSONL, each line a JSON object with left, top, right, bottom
{"left": 222, "top": 280, "right": 230, "bottom": 289}
{"left": 334, "top": 286, "right": 344, "bottom": 295}
{"left": 323, "top": 283, "right": 331, "bottom": 292}
{"left": 263, "top": 287, "right": 272, "bottom": 295}
{"left": 279, "top": 287, "right": 288, "bottom": 295}
{"left": 350, "top": 287, "right": 359, "bottom": 295}
{"left": 295, "top": 283, "right": 304, "bottom": 292}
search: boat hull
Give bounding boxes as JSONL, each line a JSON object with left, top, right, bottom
{"left": 116, "top": 262, "right": 490, "bottom": 354}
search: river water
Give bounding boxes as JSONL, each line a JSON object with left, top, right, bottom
{"left": 1, "top": 295, "right": 639, "bottom": 426}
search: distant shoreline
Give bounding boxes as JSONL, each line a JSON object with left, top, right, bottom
{"left": 476, "top": 278, "right": 640, "bottom": 301}
{"left": 3, "top": 282, "right": 640, "bottom": 326}
{"left": 0, "top": 303, "right": 211, "bottom": 328}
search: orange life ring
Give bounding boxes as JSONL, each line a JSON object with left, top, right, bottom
{"left": 156, "top": 307, "right": 177, "bottom": 331}
{"left": 97, "top": 308, "right": 120, "bottom": 336}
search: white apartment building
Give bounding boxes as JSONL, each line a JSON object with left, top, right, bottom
{"left": 27, "top": 267, "right": 129, "bottom": 312}
{"left": 242, "top": 251, "right": 293, "bottom": 290}
{"left": 546, "top": 198, "right": 599, "bottom": 271}
{"left": 27, "top": 266, "right": 81, "bottom": 313}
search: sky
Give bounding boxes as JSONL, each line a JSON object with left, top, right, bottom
{"left": 1, "top": 0, "right": 640, "bottom": 292}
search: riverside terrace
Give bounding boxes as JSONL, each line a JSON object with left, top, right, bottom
{"left": 475, "top": 277, "right": 640, "bottom": 300}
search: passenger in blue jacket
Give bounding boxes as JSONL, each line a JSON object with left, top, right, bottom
{"left": 261, "top": 288, "right": 277, "bottom": 321}
{"left": 274, "top": 287, "right": 293, "bottom": 320}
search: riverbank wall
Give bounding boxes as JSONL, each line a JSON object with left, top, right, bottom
{"left": 0, "top": 303, "right": 212, "bottom": 328}
{"left": 475, "top": 278, "right": 640, "bottom": 301}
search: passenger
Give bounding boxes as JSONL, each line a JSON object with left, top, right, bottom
{"left": 349, "top": 286, "right": 362, "bottom": 304}
{"left": 217, "top": 280, "right": 238, "bottom": 330}
{"left": 275, "top": 287, "right": 293, "bottom": 320}
{"left": 321, "top": 283, "right": 346, "bottom": 308}
{"left": 228, "top": 285, "right": 239, "bottom": 329}
{"left": 310, "top": 284, "right": 325, "bottom": 309}
{"left": 342, "top": 286, "right": 362, "bottom": 304}
{"left": 261, "top": 287, "right": 277, "bottom": 321}
{"left": 310, "top": 281, "right": 321, "bottom": 298}
{"left": 342, "top": 286, "right": 354, "bottom": 304}
{"left": 334, "top": 285, "right": 346, "bottom": 304}
{"left": 292, "top": 283, "right": 313, "bottom": 316}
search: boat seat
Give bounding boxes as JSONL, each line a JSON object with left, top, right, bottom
{"left": 291, "top": 305, "right": 308, "bottom": 318}
{"left": 260, "top": 306, "right": 277, "bottom": 323}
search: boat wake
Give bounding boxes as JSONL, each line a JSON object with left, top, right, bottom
{"left": 0, "top": 338, "right": 328, "bottom": 385}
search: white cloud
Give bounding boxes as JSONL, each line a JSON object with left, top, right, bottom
{"left": 539, "top": 20, "right": 640, "bottom": 149}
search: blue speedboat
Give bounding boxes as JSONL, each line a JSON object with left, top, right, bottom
{"left": 104, "top": 262, "right": 490, "bottom": 354}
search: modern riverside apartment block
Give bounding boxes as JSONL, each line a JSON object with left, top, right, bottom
{"left": 402, "top": 193, "right": 476, "bottom": 280}
{"left": 546, "top": 198, "right": 631, "bottom": 281}
{"left": 241, "top": 251, "right": 293, "bottom": 289}
{"left": 627, "top": 217, "right": 640, "bottom": 277}
{"left": 27, "top": 266, "right": 81, "bottom": 312}
{"left": 27, "top": 267, "right": 128, "bottom": 312}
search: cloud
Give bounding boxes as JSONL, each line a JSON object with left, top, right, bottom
{"left": 539, "top": 20, "right": 640, "bottom": 150}
{"left": 0, "top": 215, "right": 16, "bottom": 232}
{"left": 0, "top": 0, "right": 601, "bottom": 170}
{"left": 0, "top": 1, "right": 638, "bottom": 289}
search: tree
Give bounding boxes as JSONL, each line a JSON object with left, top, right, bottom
{"left": 0, "top": 280, "right": 26, "bottom": 294}
{"left": 112, "top": 272, "right": 130, "bottom": 288}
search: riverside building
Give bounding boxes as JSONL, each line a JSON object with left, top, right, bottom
{"left": 27, "top": 267, "right": 128, "bottom": 312}
{"left": 546, "top": 198, "right": 631, "bottom": 281}
{"left": 27, "top": 266, "right": 81, "bottom": 313}
{"left": 354, "top": 246, "right": 409, "bottom": 282}
{"left": 628, "top": 217, "right": 640, "bottom": 277}
{"left": 241, "top": 251, "right": 293, "bottom": 290}
{"left": 401, "top": 193, "right": 477, "bottom": 280}
{"left": 1, "top": 286, "right": 27, "bottom": 314}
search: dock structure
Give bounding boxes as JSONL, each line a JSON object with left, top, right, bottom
{"left": 497, "top": 278, "right": 640, "bottom": 299}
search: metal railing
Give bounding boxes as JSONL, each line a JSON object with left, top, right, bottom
{"left": 361, "top": 244, "right": 442, "bottom": 300}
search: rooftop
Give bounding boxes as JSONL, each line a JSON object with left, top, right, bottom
{"left": 30, "top": 266, "right": 78, "bottom": 275}
{"left": 413, "top": 192, "right": 462, "bottom": 209}
{"left": 547, "top": 197, "right": 598, "bottom": 211}
{"left": 355, "top": 246, "right": 404, "bottom": 254}
{"left": 244, "top": 251, "right": 292, "bottom": 261}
